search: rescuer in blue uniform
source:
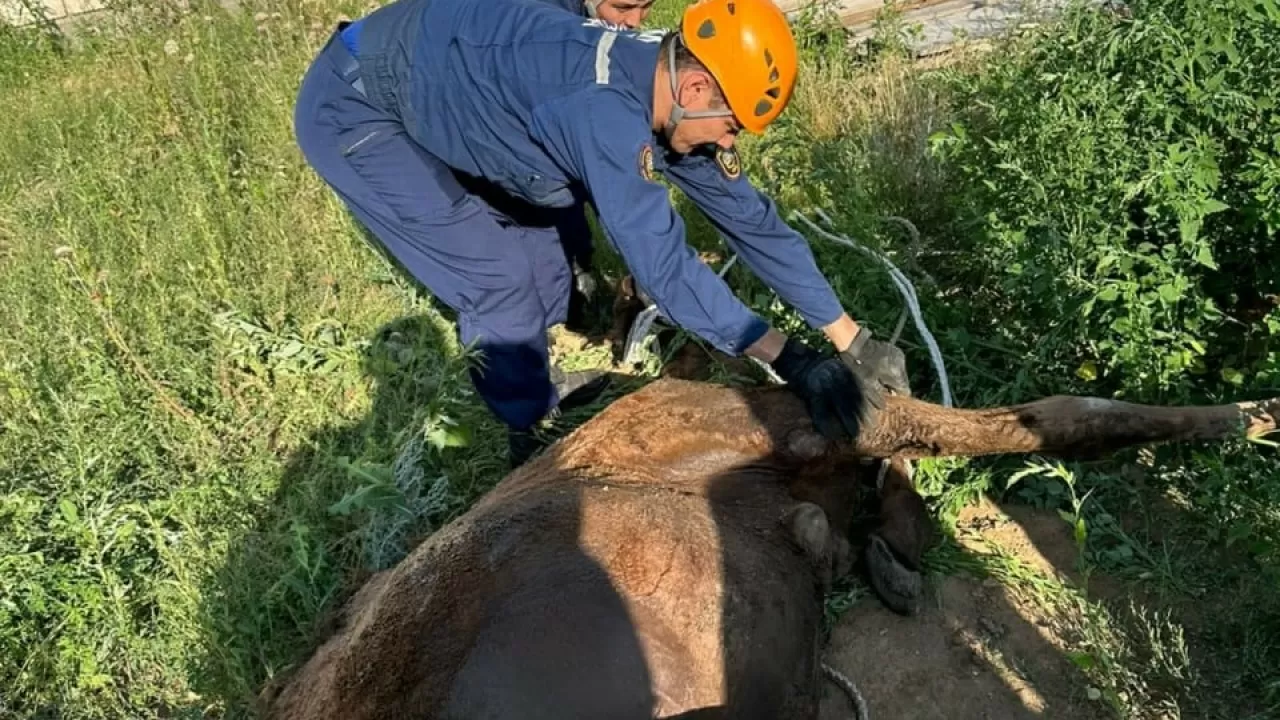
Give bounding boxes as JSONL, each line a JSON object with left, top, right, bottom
{"left": 293, "top": 0, "right": 911, "bottom": 467}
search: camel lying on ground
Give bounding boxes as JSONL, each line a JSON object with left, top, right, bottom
{"left": 261, "top": 336, "right": 1277, "bottom": 720}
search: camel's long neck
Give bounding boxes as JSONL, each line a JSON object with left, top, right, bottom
{"left": 860, "top": 394, "right": 1279, "bottom": 459}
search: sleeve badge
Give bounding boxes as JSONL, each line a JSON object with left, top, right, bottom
{"left": 714, "top": 146, "right": 742, "bottom": 180}
{"left": 638, "top": 144, "right": 655, "bottom": 182}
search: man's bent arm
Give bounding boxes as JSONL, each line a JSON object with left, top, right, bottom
{"left": 663, "top": 149, "right": 862, "bottom": 351}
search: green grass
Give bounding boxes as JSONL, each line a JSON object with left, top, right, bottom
{"left": 0, "top": 2, "right": 506, "bottom": 715}
{"left": 0, "top": 0, "right": 1276, "bottom": 718}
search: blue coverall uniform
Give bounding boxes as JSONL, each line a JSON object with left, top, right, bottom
{"left": 293, "top": 0, "right": 846, "bottom": 432}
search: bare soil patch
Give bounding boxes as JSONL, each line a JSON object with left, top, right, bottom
{"left": 819, "top": 498, "right": 1109, "bottom": 720}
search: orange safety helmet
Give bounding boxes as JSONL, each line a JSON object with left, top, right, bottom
{"left": 673, "top": 0, "right": 799, "bottom": 134}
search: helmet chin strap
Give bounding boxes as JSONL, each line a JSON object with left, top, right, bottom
{"left": 664, "top": 32, "right": 735, "bottom": 137}
{"left": 584, "top": 0, "right": 604, "bottom": 17}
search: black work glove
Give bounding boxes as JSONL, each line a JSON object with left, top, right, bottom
{"left": 838, "top": 327, "right": 911, "bottom": 398}
{"left": 769, "top": 336, "right": 884, "bottom": 442}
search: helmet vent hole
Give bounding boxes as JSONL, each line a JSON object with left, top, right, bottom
{"left": 765, "top": 86, "right": 780, "bottom": 98}
{"left": 754, "top": 99, "right": 773, "bottom": 116}
{"left": 769, "top": 67, "right": 779, "bottom": 83}
{"left": 727, "top": 1, "right": 735, "bottom": 13}
{"left": 697, "top": 19, "right": 716, "bottom": 38}
{"left": 764, "top": 48, "right": 773, "bottom": 66}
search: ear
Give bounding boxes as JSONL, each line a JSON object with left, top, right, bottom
{"left": 677, "top": 69, "right": 716, "bottom": 108}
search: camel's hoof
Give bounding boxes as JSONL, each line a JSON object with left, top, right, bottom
{"left": 865, "top": 533, "right": 923, "bottom": 616}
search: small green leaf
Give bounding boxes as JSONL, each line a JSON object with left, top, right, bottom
{"left": 1076, "top": 360, "right": 1098, "bottom": 382}
{"left": 1158, "top": 284, "right": 1180, "bottom": 303}
{"left": 426, "top": 424, "right": 471, "bottom": 450}
{"left": 1225, "top": 521, "right": 1254, "bottom": 547}
{"left": 328, "top": 482, "right": 407, "bottom": 517}
{"left": 115, "top": 520, "right": 138, "bottom": 547}
{"left": 1068, "top": 651, "right": 1097, "bottom": 671}
{"left": 1074, "top": 516, "right": 1088, "bottom": 547}
{"left": 1098, "top": 285, "right": 1119, "bottom": 302}
{"left": 1195, "top": 244, "right": 1218, "bottom": 269}
{"left": 59, "top": 498, "right": 79, "bottom": 526}
{"left": 276, "top": 340, "right": 304, "bottom": 358}
{"left": 1005, "top": 464, "right": 1046, "bottom": 490}
{"left": 1180, "top": 218, "right": 1200, "bottom": 245}
{"left": 1202, "top": 198, "right": 1230, "bottom": 214}
{"left": 82, "top": 673, "right": 112, "bottom": 690}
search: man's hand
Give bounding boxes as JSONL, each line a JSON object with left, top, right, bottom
{"left": 838, "top": 326, "right": 911, "bottom": 398}
{"left": 768, "top": 336, "right": 884, "bottom": 442}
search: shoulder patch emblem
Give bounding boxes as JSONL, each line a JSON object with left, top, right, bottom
{"left": 639, "top": 144, "right": 655, "bottom": 182}
{"left": 715, "top": 147, "right": 742, "bottom": 180}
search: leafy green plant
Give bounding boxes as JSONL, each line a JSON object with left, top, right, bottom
{"left": 928, "top": 0, "right": 1280, "bottom": 400}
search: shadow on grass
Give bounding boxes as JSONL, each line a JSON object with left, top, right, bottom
{"left": 188, "top": 311, "right": 516, "bottom": 717}
{"left": 187, "top": 271, "right": 655, "bottom": 719}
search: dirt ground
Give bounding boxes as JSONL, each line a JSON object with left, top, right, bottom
{"left": 818, "top": 498, "right": 1110, "bottom": 720}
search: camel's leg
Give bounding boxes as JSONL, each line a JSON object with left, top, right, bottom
{"left": 783, "top": 502, "right": 854, "bottom": 594}
{"left": 863, "top": 458, "right": 936, "bottom": 616}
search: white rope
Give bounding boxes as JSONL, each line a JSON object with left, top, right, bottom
{"left": 636, "top": 209, "right": 951, "bottom": 410}
{"left": 823, "top": 661, "right": 870, "bottom": 720}
{"left": 788, "top": 209, "right": 954, "bottom": 408}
